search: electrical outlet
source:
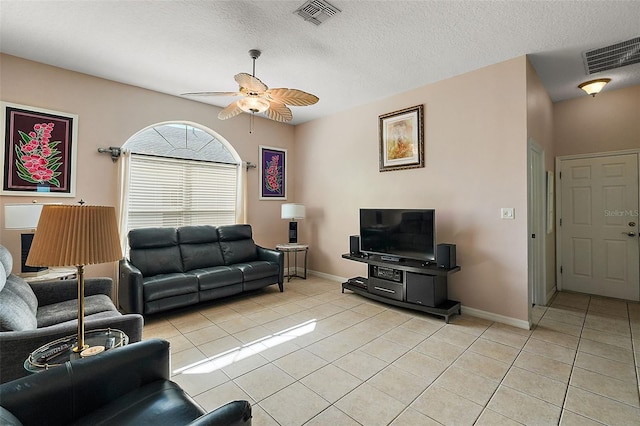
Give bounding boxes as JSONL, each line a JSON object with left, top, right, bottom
{"left": 501, "top": 208, "right": 515, "bottom": 219}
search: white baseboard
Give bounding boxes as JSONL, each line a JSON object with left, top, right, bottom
{"left": 461, "top": 306, "right": 531, "bottom": 330}
{"left": 306, "top": 269, "right": 346, "bottom": 282}
{"left": 306, "top": 272, "right": 531, "bottom": 330}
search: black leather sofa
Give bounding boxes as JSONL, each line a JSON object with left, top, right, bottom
{"left": 0, "top": 338, "right": 251, "bottom": 425}
{"left": 119, "top": 224, "right": 283, "bottom": 315}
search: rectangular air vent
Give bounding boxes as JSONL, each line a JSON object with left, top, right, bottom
{"left": 294, "top": 0, "right": 341, "bottom": 26}
{"left": 583, "top": 36, "right": 640, "bottom": 74}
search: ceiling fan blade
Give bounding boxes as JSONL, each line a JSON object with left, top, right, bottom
{"left": 266, "top": 102, "right": 293, "bottom": 122}
{"left": 181, "top": 91, "right": 240, "bottom": 97}
{"left": 235, "top": 73, "right": 268, "bottom": 93}
{"left": 218, "top": 101, "right": 243, "bottom": 120}
{"left": 266, "top": 88, "right": 319, "bottom": 106}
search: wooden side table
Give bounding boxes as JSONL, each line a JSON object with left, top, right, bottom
{"left": 276, "top": 244, "right": 308, "bottom": 281}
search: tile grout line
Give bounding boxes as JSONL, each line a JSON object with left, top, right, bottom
{"left": 557, "top": 294, "right": 589, "bottom": 425}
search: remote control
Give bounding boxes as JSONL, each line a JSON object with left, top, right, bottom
{"left": 36, "top": 342, "right": 73, "bottom": 364}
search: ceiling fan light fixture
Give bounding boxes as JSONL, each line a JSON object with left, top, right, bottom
{"left": 578, "top": 78, "right": 611, "bottom": 97}
{"left": 237, "top": 97, "right": 270, "bottom": 113}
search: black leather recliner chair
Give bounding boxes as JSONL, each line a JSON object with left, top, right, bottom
{"left": 0, "top": 339, "right": 251, "bottom": 426}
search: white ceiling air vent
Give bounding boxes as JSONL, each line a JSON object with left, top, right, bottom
{"left": 294, "top": 0, "right": 341, "bottom": 26}
{"left": 583, "top": 36, "right": 640, "bottom": 74}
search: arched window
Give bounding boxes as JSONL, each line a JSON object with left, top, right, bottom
{"left": 119, "top": 122, "right": 243, "bottom": 235}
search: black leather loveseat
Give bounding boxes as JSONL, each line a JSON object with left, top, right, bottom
{"left": 119, "top": 224, "right": 283, "bottom": 315}
{"left": 0, "top": 338, "right": 252, "bottom": 425}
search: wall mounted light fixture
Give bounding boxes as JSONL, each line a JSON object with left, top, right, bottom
{"left": 578, "top": 78, "right": 611, "bottom": 97}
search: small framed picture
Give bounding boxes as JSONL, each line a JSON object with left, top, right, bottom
{"left": 1, "top": 102, "right": 78, "bottom": 196}
{"left": 379, "top": 104, "right": 424, "bottom": 172}
{"left": 259, "top": 145, "right": 287, "bottom": 200}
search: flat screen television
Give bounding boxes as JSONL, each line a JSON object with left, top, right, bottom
{"left": 359, "top": 208, "right": 435, "bottom": 262}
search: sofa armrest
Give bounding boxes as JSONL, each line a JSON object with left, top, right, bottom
{"left": 188, "top": 400, "right": 252, "bottom": 426}
{"left": 0, "top": 339, "right": 169, "bottom": 425}
{"left": 256, "top": 246, "right": 284, "bottom": 285}
{"left": 0, "top": 313, "right": 143, "bottom": 384}
{"left": 30, "top": 277, "right": 113, "bottom": 306}
{"left": 118, "top": 259, "right": 145, "bottom": 315}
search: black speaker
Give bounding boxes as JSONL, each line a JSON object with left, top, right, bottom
{"left": 349, "top": 235, "right": 360, "bottom": 255}
{"left": 437, "top": 243, "right": 456, "bottom": 269}
{"left": 406, "top": 273, "right": 446, "bottom": 307}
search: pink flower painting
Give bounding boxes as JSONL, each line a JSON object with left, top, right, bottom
{"left": 14, "top": 122, "right": 62, "bottom": 187}
{"left": 260, "top": 146, "right": 286, "bottom": 199}
{"left": 264, "top": 154, "right": 281, "bottom": 193}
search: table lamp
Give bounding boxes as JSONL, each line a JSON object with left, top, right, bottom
{"left": 26, "top": 205, "right": 122, "bottom": 352}
{"left": 281, "top": 203, "right": 305, "bottom": 243}
{"left": 4, "top": 203, "right": 47, "bottom": 276}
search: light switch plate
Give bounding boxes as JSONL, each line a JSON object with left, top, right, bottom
{"left": 501, "top": 208, "right": 515, "bottom": 219}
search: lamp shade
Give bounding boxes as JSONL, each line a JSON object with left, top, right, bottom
{"left": 26, "top": 205, "right": 122, "bottom": 267}
{"left": 4, "top": 204, "right": 44, "bottom": 230}
{"left": 281, "top": 203, "right": 305, "bottom": 220}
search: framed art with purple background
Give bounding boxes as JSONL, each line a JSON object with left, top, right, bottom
{"left": 259, "top": 145, "right": 287, "bottom": 200}
{"left": 1, "top": 102, "right": 77, "bottom": 196}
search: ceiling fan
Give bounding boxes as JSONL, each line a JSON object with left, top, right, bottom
{"left": 181, "top": 49, "right": 319, "bottom": 124}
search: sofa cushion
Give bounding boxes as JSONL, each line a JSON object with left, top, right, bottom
{"left": 192, "top": 266, "right": 243, "bottom": 291}
{"left": 129, "top": 227, "right": 178, "bottom": 249}
{"left": 129, "top": 227, "right": 184, "bottom": 277}
{"left": 143, "top": 274, "right": 198, "bottom": 302}
{"left": 235, "top": 261, "right": 280, "bottom": 282}
{"left": 6, "top": 275, "right": 38, "bottom": 314}
{"left": 0, "top": 263, "right": 5, "bottom": 293}
{"left": 36, "top": 294, "right": 118, "bottom": 328}
{"left": 178, "top": 226, "right": 225, "bottom": 271}
{"left": 217, "top": 225, "right": 258, "bottom": 265}
{"left": 130, "top": 246, "right": 183, "bottom": 277}
{"left": 73, "top": 380, "right": 204, "bottom": 425}
{"left": 0, "top": 277, "right": 38, "bottom": 331}
{"left": 0, "top": 245, "right": 12, "bottom": 277}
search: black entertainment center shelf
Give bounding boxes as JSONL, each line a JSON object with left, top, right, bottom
{"left": 341, "top": 254, "right": 460, "bottom": 275}
{"left": 341, "top": 253, "right": 461, "bottom": 323}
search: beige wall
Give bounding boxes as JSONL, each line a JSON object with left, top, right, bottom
{"left": 554, "top": 84, "right": 640, "bottom": 156}
{"left": 525, "top": 57, "right": 556, "bottom": 299}
{"left": 295, "top": 57, "right": 531, "bottom": 322}
{"left": 0, "top": 54, "right": 295, "bottom": 279}
{"left": 2, "top": 53, "right": 545, "bottom": 324}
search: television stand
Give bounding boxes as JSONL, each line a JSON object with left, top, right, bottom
{"left": 341, "top": 253, "right": 461, "bottom": 323}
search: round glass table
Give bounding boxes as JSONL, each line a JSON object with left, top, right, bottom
{"left": 24, "top": 328, "right": 128, "bottom": 373}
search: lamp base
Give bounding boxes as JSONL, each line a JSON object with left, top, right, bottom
{"left": 288, "top": 221, "right": 298, "bottom": 244}
{"left": 72, "top": 344, "right": 89, "bottom": 353}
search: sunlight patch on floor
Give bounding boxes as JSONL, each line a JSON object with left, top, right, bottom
{"left": 174, "top": 319, "right": 317, "bottom": 375}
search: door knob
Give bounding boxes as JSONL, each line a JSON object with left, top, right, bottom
{"left": 622, "top": 231, "right": 636, "bottom": 236}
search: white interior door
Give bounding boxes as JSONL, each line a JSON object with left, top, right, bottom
{"left": 528, "top": 140, "right": 546, "bottom": 306}
{"left": 559, "top": 153, "right": 639, "bottom": 301}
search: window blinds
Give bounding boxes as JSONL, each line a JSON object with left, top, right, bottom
{"left": 127, "top": 154, "right": 238, "bottom": 232}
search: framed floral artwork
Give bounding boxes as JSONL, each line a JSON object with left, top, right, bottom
{"left": 259, "top": 145, "right": 286, "bottom": 200}
{"left": 379, "top": 104, "right": 424, "bottom": 172}
{"left": 1, "top": 102, "right": 78, "bottom": 196}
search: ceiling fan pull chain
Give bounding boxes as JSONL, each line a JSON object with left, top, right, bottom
{"left": 249, "top": 112, "right": 255, "bottom": 134}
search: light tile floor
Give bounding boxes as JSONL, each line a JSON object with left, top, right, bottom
{"left": 143, "top": 276, "right": 640, "bottom": 425}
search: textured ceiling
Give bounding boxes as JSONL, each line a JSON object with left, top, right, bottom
{"left": 1, "top": 1, "right": 639, "bottom": 125}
